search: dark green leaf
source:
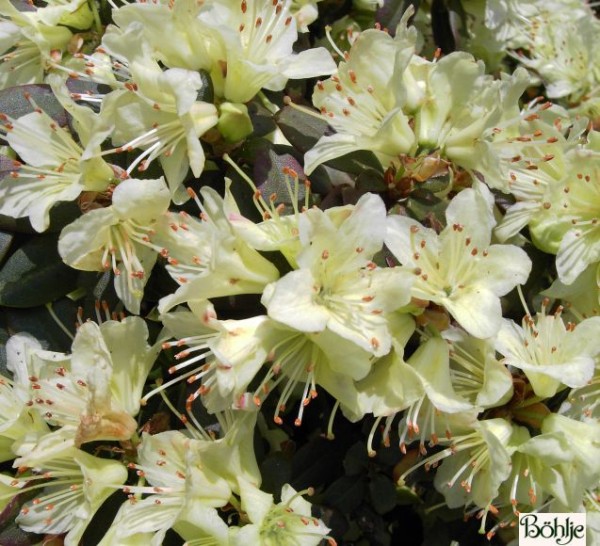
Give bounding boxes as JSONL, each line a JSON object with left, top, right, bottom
{"left": 260, "top": 453, "right": 293, "bottom": 496}
{"left": 66, "top": 78, "right": 113, "bottom": 116}
{"left": 2, "top": 298, "right": 77, "bottom": 352}
{"left": 431, "top": 0, "right": 456, "bottom": 54}
{"left": 196, "top": 70, "right": 214, "bottom": 103}
{"left": 0, "top": 215, "right": 36, "bottom": 234}
{"left": 343, "top": 441, "right": 370, "bottom": 476}
{"left": 80, "top": 490, "right": 127, "bottom": 546}
{"left": 355, "top": 169, "right": 387, "bottom": 193}
{"left": 291, "top": 437, "right": 345, "bottom": 491}
{"left": 274, "top": 106, "right": 382, "bottom": 176}
{"left": 323, "top": 150, "right": 383, "bottom": 177}
{"left": 308, "top": 165, "right": 351, "bottom": 195}
{"left": 0, "top": 84, "right": 68, "bottom": 125}
{"left": 0, "top": 234, "right": 79, "bottom": 307}
{"left": 0, "top": 201, "right": 81, "bottom": 235}
{"left": 405, "top": 190, "right": 447, "bottom": 224}
{"left": 10, "top": 0, "right": 36, "bottom": 11}
{"left": 254, "top": 148, "right": 307, "bottom": 205}
{"left": 46, "top": 200, "right": 81, "bottom": 233}
{"left": 324, "top": 475, "right": 367, "bottom": 513}
{"left": 369, "top": 474, "right": 398, "bottom": 514}
{"left": 0, "top": 325, "right": 9, "bottom": 375}
{"left": 0, "top": 523, "right": 42, "bottom": 546}
{"left": 0, "top": 491, "right": 23, "bottom": 532}
{"left": 274, "top": 105, "right": 329, "bottom": 154}
{"left": 354, "top": 504, "right": 392, "bottom": 545}
{"left": 377, "top": 0, "right": 420, "bottom": 36}
{"left": 0, "top": 230, "right": 13, "bottom": 265}
{"left": 248, "top": 101, "right": 277, "bottom": 137}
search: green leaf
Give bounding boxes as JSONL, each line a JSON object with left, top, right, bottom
{"left": 0, "top": 230, "right": 13, "bottom": 265}
{"left": 369, "top": 474, "right": 398, "bottom": 515}
{"left": 80, "top": 490, "right": 127, "bottom": 546}
{"left": 260, "top": 453, "right": 293, "bottom": 497}
{"left": 0, "top": 324, "right": 11, "bottom": 376}
{"left": 355, "top": 169, "right": 387, "bottom": 193}
{"left": 343, "top": 441, "right": 369, "bottom": 476}
{"left": 0, "top": 84, "right": 68, "bottom": 125}
{"left": 0, "top": 234, "right": 79, "bottom": 307}
{"left": 405, "top": 190, "right": 447, "bottom": 225}
{"left": 0, "top": 201, "right": 81, "bottom": 235}
{"left": 2, "top": 298, "right": 77, "bottom": 352}
{"left": 326, "top": 150, "right": 383, "bottom": 176}
{"left": 274, "top": 105, "right": 329, "bottom": 154}
{"left": 248, "top": 100, "right": 277, "bottom": 137}
{"left": 377, "top": 0, "right": 420, "bottom": 36}
{"left": 291, "top": 437, "right": 346, "bottom": 491}
{"left": 0, "top": 523, "right": 41, "bottom": 546}
{"left": 254, "top": 148, "right": 307, "bottom": 204}
{"left": 431, "top": 0, "right": 456, "bottom": 54}
{"left": 324, "top": 475, "right": 367, "bottom": 513}
{"left": 196, "top": 69, "right": 214, "bottom": 103}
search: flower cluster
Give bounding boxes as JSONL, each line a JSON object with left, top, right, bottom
{"left": 0, "top": 0, "right": 599, "bottom": 544}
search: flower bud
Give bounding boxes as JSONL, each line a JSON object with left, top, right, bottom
{"left": 218, "top": 102, "right": 254, "bottom": 143}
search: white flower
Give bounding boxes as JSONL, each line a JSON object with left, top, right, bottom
{"left": 232, "top": 479, "right": 332, "bottom": 546}
{"left": 8, "top": 316, "right": 160, "bottom": 448}
{"left": 385, "top": 183, "right": 531, "bottom": 338}
{"left": 0, "top": 372, "right": 48, "bottom": 462}
{"left": 443, "top": 327, "right": 513, "bottom": 409}
{"left": 109, "top": 0, "right": 219, "bottom": 72}
{"left": 496, "top": 302, "right": 600, "bottom": 398}
{"left": 492, "top": 103, "right": 582, "bottom": 238}
{"left": 398, "top": 417, "right": 515, "bottom": 514}
{"left": 343, "top": 312, "right": 419, "bottom": 423}
{"left": 100, "top": 25, "right": 218, "bottom": 201}
{"left": 106, "top": 411, "right": 259, "bottom": 546}
{"left": 304, "top": 11, "right": 530, "bottom": 184}
{"left": 509, "top": 5, "right": 600, "bottom": 104}
{"left": 0, "top": 0, "right": 72, "bottom": 87}
{"left": 109, "top": 431, "right": 231, "bottom": 546}
{"left": 290, "top": 0, "right": 322, "bottom": 32}
{"left": 542, "top": 263, "right": 600, "bottom": 321}
{"left": 151, "top": 300, "right": 270, "bottom": 414}
{"left": 223, "top": 172, "right": 306, "bottom": 269}
{"left": 0, "top": 84, "right": 114, "bottom": 232}
{"left": 519, "top": 414, "right": 600, "bottom": 510}
{"left": 199, "top": 0, "right": 336, "bottom": 103}
{"left": 391, "top": 336, "right": 477, "bottom": 456}
{"left": 262, "top": 192, "right": 414, "bottom": 356}
{"left": 304, "top": 15, "right": 417, "bottom": 175}
{"left": 528, "top": 132, "right": 600, "bottom": 285}
{"left": 59, "top": 177, "right": 170, "bottom": 313}
{"left": 152, "top": 185, "right": 280, "bottom": 314}
{"left": 2, "top": 447, "right": 127, "bottom": 545}
{"left": 210, "top": 317, "right": 376, "bottom": 422}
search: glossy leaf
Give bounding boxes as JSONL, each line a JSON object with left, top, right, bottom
{"left": 274, "top": 104, "right": 329, "bottom": 153}
{"left": 369, "top": 473, "right": 398, "bottom": 515}
{"left": 377, "top": 0, "right": 419, "bottom": 36}
{"left": 0, "top": 233, "right": 79, "bottom": 307}
{"left": 0, "top": 230, "right": 13, "bottom": 264}
{"left": 0, "top": 84, "right": 68, "bottom": 125}
{"left": 323, "top": 475, "right": 367, "bottom": 513}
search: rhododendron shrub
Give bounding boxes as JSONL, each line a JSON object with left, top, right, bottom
{"left": 0, "top": 1, "right": 599, "bottom": 545}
